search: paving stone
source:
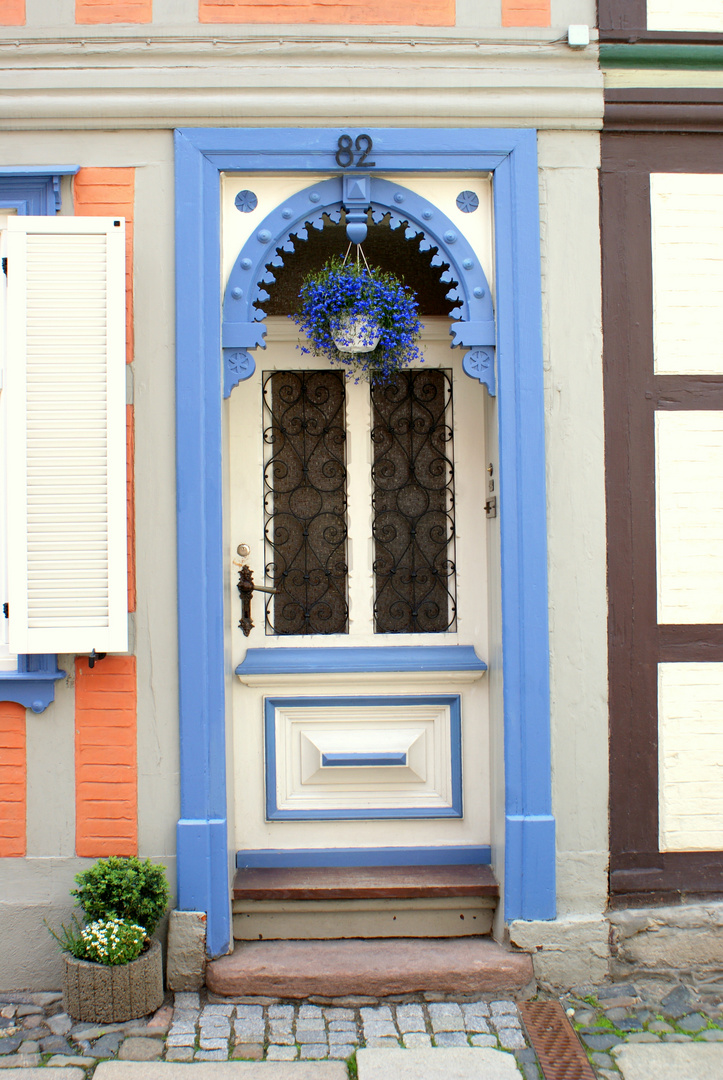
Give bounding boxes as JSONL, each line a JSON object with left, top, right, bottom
{"left": 362, "top": 1021, "right": 397, "bottom": 1038}
{"left": 147, "top": 1006, "right": 173, "bottom": 1032}
{"left": 40, "top": 1035, "right": 75, "bottom": 1055}
{"left": 0, "top": 1039, "right": 21, "bottom": 1056}
{"left": 323, "top": 1009, "right": 354, "bottom": 1021}
{"left": 194, "top": 1050, "right": 229, "bottom": 1061}
{"left": 268, "top": 1006, "right": 295, "bottom": 1020}
{"left": 361, "top": 1007, "right": 393, "bottom": 1023}
{"left": 573, "top": 1009, "right": 596, "bottom": 1026}
{"left": 581, "top": 1033, "right": 622, "bottom": 1052}
{"left": 328, "top": 1044, "right": 355, "bottom": 1059}
{"left": 297, "top": 1032, "right": 328, "bottom": 1046}
{"left": 299, "top": 1006, "right": 324, "bottom": 1020}
{"left": 625, "top": 1033, "right": 660, "bottom": 1043}
{"left": 599, "top": 984, "right": 638, "bottom": 1000}
{"left": 15, "top": 1007, "right": 42, "bottom": 1019}
{"left": 89, "top": 1034, "right": 124, "bottom": 1057}
{"left": 402, "top": 1033, "right": 433, "bottom": 1049}
{"left": 46, "top": 1014, "right": 72, "bottom": 1037}
{"left": 329, "top": 1030, "right": 357, "bottom": 1045}
{"left": 165, "top": 1047, "right": 195, "bottom": 1062}
{"left": 327, "top": 1021, "right": 356, "bottom": 1033}
{"left": 118, "top": 1038, "right": 163, "bottom": 1061}
{"left": 434, "top": 1032, "right": 469, "bottom": 1048}
{"left": 300, "top": 1044, "right": 329, "bottom": 1059}
{"left": 267, "top": 1028, "right": 294, "bottom": 1045}
{"left": 202, "top": 1005, "right": 234, "bottom": 1017}
{"left": 199, "top": 1037, "right": 229, "bottom": 1050}
{"left": 71, "top": 1026, "right": 126, "bottom": 1042}
{"left": 699, "top": 1030, "right": 723, "bottom": 1041}
{"left": 465, "top": 1016, "right": 491, "bottom": 1034}
{"left": 490, "top": 1014, "right": 521, "bottom": 1031}
{"left": 235, "top": 1006, "right": 263, "bottom": 1021}
{"left": 490, "top": 1001, "right": 518, "bottom": 1016}
{"left": 357, "top": 1046, "right": 523, "bottom": 1079}
{"left": 663, "top": 1034, "right": 693, "bottom": 1042}
{"left": 613, "top": 1042, "right": 723, "bottom": 1079}
{"left": 0, "top": 1011, "right": 16, "bottom": 1021}
{"left": 168, "top": 1022, "right": 195, "bottom": 1035}
{"left": 0, "top": 1054, "right": 41, "bottom": 1068}
{"left": 365, "top": 1037, "right": 400, "bottom": 1048}
{"left": 470, "top": 1034, "right": 498, "bottom": 1047}
{"left": 165, "top": 1034, "right": 196, "bottom": 1047}
{"left": 497, "top": 1028, "right": 526, "bottom": 1050}
{"left": 678, "top": 1013, "right": 708, "bottom": 1033}
{"left": 266, "top": 1046, "right": 298, "bottom": 1060}
{"left": 173, "top": 993, "right": 200, "bottom": 1010}
{"left": 590, "top": 1052, "right": 614, "bottom": 1068}
{"left": 172, "top": 1010, "right": 199, "bottom": 1024}
{"left": 618, "top": 1018, "right": 645, "bottom": 1031}
{"left": 395, "top": 1005, "right": 426, "bottom": 1034}
{"left": 18, "top": 1042, "right": 39, "bottom": 1054}
{"left": 428, "top": 1003, "right": 465, "bottom": 1032}
{"left": 648, "top": 1021, "right": 674, "bottom": 1032}
{"left": 231, "top": 1044, "right": 264, "bottom": 1060}
{"left": 462, "top": 1001, "right": 490, "bottom": 1018}
{"left": 46, "top": 1058, "right": 93, "bottom": 1070}
{"left": 660, "top": 986, "right": 696, "bottom": 1013}
{"left": 233, "top": 1021, "right": 263, "bottom": 1040}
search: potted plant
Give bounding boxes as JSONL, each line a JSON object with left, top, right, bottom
{"left": 291, "top": 254, "right": 424, "bottom": 381}
{"left": 48, "top": 856, "right": 170, "bottom": 1023}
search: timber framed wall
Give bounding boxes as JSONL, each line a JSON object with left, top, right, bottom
{"left": 602, "top": 132, "right": 723, "bottom": 904}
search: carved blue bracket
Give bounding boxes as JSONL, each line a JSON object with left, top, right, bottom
{"left": 221, "top": 175, "right": 496, "bottom": 396}
{"left": 463, "top": 348, "right": 496, "bottom": 396}
{"left": 0, "top": 167, "right": 79, "bottom": 215}
{"left": 0, "top": 654, "right": 65, "bottom": 714}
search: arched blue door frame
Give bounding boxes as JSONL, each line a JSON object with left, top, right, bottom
{"left": 174, "top": 128, "right": 555, "bottom": 956}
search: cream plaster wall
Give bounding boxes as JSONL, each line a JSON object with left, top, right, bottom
{"left": 537, "top": 130, "right": 608, "bottom": 918}
{"left": 647, "top": 0, "right": 722, "bottom": 33}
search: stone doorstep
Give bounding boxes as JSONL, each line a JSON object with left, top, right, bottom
{"left": 206, "top": 938, "right": 534, "bottom": 998}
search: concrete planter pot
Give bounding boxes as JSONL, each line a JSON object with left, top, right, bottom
{"left": 62, "top": 938, "right": 163, "bottom": 1023}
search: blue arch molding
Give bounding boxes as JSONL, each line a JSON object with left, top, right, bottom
{"left": 174, "top": 128, "right": 555, "bottom": 957}
{"left": 221, "top": 174, "right": 496, "bottom": 397}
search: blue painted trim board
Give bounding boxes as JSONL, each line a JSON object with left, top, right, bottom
{"left": 264, "top": 695, "right": 462, "bottom": 820}
{"left": 237, "top": 846, "right": 492, "bottom": 869}
{"left": 174, "top": 127, "right": 555, "bottom": 954}
{"left": 236, "top": 645, "right": 486, "bottom": 677}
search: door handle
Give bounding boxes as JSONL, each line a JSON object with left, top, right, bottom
{"left": 237, "top": 564, "right": 279, "bottom": 637}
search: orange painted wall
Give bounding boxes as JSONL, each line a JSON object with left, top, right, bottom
{"left": 199, "top": 0, "right": 455, "bottom": 25}
{"left": 0, "top": 703, "right": 26, "bottom": 857}
{"left": 74, "top": 169, "right": 136, "bottom": 613}
{"left": 75, "top": 656, "right": 137, "bottom": 858}
{"left": 0, "top": 0, "right": 24, "bottom": 24}
{"left": 501, "top": 0, "right": 550, "bottom": 26}
{"left": 76, "top": 0, "right": 151, "bottom": 23}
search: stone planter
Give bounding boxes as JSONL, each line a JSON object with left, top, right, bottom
{"left": 63, "top": 939, "right": 163, "bottom": 1023}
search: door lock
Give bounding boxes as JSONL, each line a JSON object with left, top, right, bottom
{"left": 237, "top": 565, "right": 278, "bottom": 637}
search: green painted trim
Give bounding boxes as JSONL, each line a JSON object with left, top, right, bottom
{"left": 601, "top": 43, "right": 723, "bottom": 69}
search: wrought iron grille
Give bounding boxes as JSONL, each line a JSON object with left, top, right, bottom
{"left": 263, "top": 370, "right": 349, "bottom": 635}
{"left": 371, "top": 369, "right": 456, "bottom": 634}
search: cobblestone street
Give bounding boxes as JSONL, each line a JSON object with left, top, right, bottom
{"left": 2, "top": 981, "right": 723, "bottom": 1079}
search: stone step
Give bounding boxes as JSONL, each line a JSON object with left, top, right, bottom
{"left": 206, "top": 937, "right": 534, "bottom": 998}
{"left": 233, "top": 864, "right": 499, "bottom": 901}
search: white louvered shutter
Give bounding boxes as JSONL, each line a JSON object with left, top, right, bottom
{"left": 4, "top": 216, "right": 128, "bottom": 654}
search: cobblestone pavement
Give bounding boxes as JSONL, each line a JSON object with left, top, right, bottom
{"left": 1, "top": 981, "right": 722, "bottom": 1078}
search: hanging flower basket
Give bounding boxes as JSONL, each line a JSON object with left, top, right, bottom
{"left": 291, "top": 255, "right": 423, "bottom": 381}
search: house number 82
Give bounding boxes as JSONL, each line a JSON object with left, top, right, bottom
{"left": 335, "top": 134, "right": 376, "bottom": 169}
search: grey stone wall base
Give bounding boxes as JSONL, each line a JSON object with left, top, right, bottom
{"left": 166, "top": 910, "right": 207, "bottom": 991}
{"left": 63, "top": 939, "right": 164, "bottom": 1023}
{"left": 511, "top": 902, "right": 723, "bottom": 989}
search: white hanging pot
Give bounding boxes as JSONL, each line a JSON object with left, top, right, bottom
{"left": 332, "top": 315, "right": 382, "bottom": 355}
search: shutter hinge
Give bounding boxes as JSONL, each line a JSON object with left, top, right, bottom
{"left": 2, "top": 602, "right": 8, "bottom": 618}
{"left": 485, "top": 496, "right": 497, "bottom": 519}
{"left": 2, "top": 258, "right": 7, "bottom": 276}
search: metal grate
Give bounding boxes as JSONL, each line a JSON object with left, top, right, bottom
{"left": 263, "top": 370, "right": 349, "bottom": 635}
{"left": 371, "top": 368, "right": 456, "bottom": 634}
{"left": 519, "top": 1001, "right": 598, "bottom": 1080}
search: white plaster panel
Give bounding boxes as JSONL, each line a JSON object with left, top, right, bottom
{"left": 658, "top": 663, "right": 723, "bottom": 851}
{"left": 221, "top": 173, "right": 494, "bottom": 299}
{"left": 651, "top": 173, "right": 723, "bottom": 375}
{"left": 656, "top": 411, "right": 723, "bottom": 625}
{"left": 647, "top": 0, "right": 723, "bottom": 32}
{"left": 272, "top": 701, "right": 454, "bottom": 813}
